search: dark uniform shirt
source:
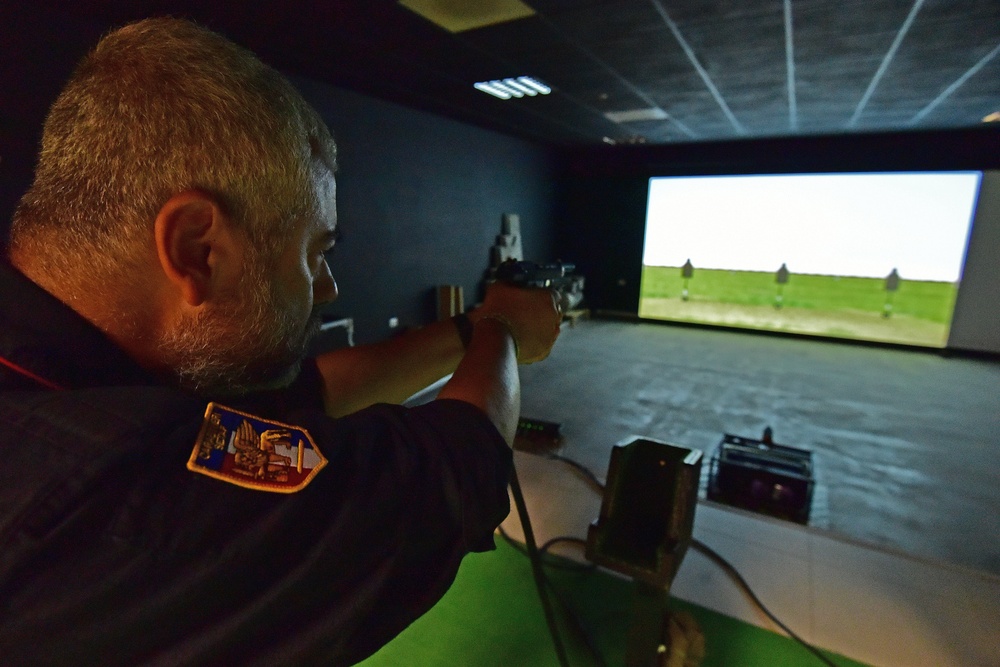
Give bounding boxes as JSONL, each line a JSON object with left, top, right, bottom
{"left": 0, "top": 261, "right": 512, "bottom": 666}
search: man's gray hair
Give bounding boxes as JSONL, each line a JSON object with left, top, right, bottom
{"left": 10, "top": 17, "right": 336, "bottom": 280}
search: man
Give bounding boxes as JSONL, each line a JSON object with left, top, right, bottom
{"left": 0, "top": 17, "right": 561, "bottom": 666}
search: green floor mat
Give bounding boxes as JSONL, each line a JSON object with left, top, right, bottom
{"left": 359, "top": 538, "right": 869, "bottom": 666}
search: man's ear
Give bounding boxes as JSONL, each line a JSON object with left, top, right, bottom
{"left": 154, "top": 191, "right": 239, "bottom": 307}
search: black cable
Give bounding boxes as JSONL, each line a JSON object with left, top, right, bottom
{"left": 543, "top": 574, "right": 611, "bottom": 667}
{"left": 539, "top": 535, "right": 588, "bottom": 556}
{"left": 544, "top": 452, "right": 606, "bottom": 494}
{"left": 497, "top": 526, "right": 597, "bottom": 572}
{"left": 499, "top": 526, "right": 595, "bottom": 572}
{"left": 498, "top": 526, "right": 608, "bottom": 667}
{"left": 690, "top": 539, "right": 840, "bottom": 667}
{"left": 508, "top": 465, "right": 572, "bottom": 667}
{"left": 536, "top": 537, "right": 608, "bottom": 667}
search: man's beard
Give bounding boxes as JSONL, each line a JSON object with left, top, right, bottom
{"left": 158, "top": 261, "right": 322, "bottom": 398}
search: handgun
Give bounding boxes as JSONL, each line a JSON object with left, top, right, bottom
{"left": 493, "top": 259, "right": 584, "bottom": 312}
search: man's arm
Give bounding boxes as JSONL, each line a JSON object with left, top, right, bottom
{"left": 435, "top": 316, "right": 519, "bottom": 444}
{"left": 314, "top": 316, "right": 468, "bottom": 418}
{"left": 314, "top": 283, "right": 561, "bottom": 438}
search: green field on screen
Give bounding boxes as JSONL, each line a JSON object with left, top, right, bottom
{"left": 639, "top": 265, "right": 958, "bottom": 347}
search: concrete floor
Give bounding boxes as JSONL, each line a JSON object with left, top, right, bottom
{"left": 518, "top": 318, "right": 1000, "bottom": 576}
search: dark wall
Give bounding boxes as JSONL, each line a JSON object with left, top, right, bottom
{"left": 0, "top": 5, "right": 107, "bottom": 230}
{"left": 555, "top": 175, "right": 648, "bottom": 315}
{"left": 0, "top": 5, "right": 558, "bottom": 346}
{"left": 292, "top": 77, "right": 557, "bottom": 342}
{"left": 555, "top": 129, "right": 1000, "bottom": 318}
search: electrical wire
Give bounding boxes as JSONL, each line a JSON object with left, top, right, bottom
{"left": 543, "top": 573, "right": 611, "bottom": 667}
{"left": 497, "top": 526, "right": 609, "bottom": 667}
{"left": 539, "top": 535, "right": 589, "bottom": 556}
{"left": 508, "top": 464, "right": 571, "bottom": 667}
{"left": 527, "top": 534, "right": 608, "bottom": 667}
{"left": 499, "top": 526, "right": 596, "bottom": 573}
{"left": 543, "top": 452, "right": 606, "bottom": 493}
{"left": 689, "top": 539, "right": 840, "bottom": 667}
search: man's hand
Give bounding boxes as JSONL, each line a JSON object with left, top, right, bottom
{"left": 472, "top": 282, "right": 562, "bottom": 364}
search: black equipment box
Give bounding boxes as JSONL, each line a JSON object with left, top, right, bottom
{"left": 707, "top": 432, "right": 814, "bottom": 524}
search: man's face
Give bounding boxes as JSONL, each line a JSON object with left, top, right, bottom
{"left": 266, "top": 166, "right": 340, "bottom": 367}
{"left": 160, "top": 169, "right": 339, "bottom": 397}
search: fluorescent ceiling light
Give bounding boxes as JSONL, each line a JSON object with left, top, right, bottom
{"left": 474, "top": 76, "right": 551, "bottom": 100}
{"left": 502, "top": 78, "right": 536, "bottom": 96}
{"left": 604, "top": 107, "right": 669, "bottom": 123}
{"left": 516, "top": 76, "right": 551, "bottom": 95}
{"left": 474, "top": 82, "right": 512, "bottom": 100}
{"left": 490, "top": 81, "right": 524, "bottom": 98}
{"left": 983, "top": 111, "right": 1000, "bottom": 123}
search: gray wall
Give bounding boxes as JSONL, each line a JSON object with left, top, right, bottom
{"left": 949, "top": 171, "right": 1000, "bottom": 353}
{"left": 291, "top": 77, "right": 558, "bottom": 343}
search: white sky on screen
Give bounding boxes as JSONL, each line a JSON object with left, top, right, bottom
{"left": 642, "top": 172, "right": 981, "bottom": 282}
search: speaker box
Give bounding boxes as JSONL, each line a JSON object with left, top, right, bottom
{"left": 707, "top": 432, "right": 814, "bottom": 524}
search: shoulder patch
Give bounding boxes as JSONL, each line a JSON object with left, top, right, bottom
{"left": 187, "top": 403, "right": 327, "bottom": 493}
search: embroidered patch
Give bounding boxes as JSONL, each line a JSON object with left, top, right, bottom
{"left": 187, "top": 403, "right": 326, "bottom": 493}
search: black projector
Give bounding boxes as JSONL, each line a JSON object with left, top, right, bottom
{"left": 707, "top": 430, "right": 814, "bottom": 524}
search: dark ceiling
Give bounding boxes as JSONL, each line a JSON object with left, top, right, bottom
{"left": 30, "top": 0, "right": 1000, "bottom": 147}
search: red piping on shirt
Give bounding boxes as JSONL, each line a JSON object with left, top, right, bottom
{"left": 0, "top": 355, "right": 65, "bottom": 391}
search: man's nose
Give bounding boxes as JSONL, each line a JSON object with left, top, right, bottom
{"left": 314, "top": 258, "right": 338, "bottom": 305}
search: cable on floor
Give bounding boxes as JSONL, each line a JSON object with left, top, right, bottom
{"left": 497, "top": 526, "right": 608, "bottom": 667}
{"left": 689, "top": 539, "right": 840, "bottom": 667}
{"left": 508, "top": 464, "right": 571, "bottom": 667}
{"left": 499, "top": 526, "right": 596, "bottom": 572}
{"left": 543, "top": 452, "right": 606, "bottom": 493}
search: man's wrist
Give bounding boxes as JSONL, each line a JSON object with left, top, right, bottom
{"left": 476, "top": 313, "right": 519, "bottom": 358}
